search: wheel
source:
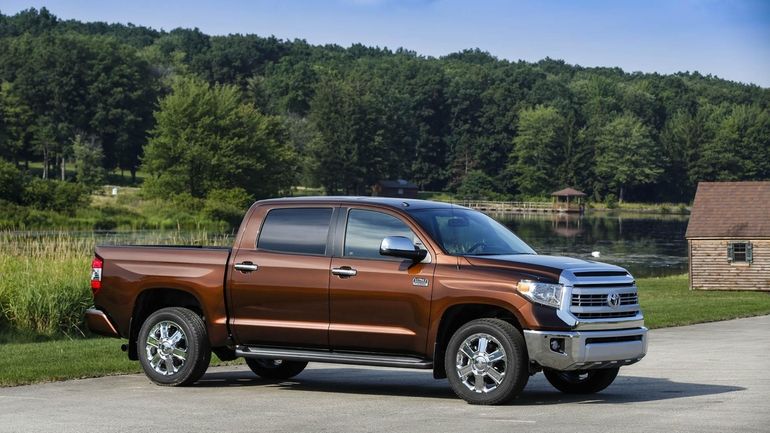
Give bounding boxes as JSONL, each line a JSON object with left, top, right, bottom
{"left": 137, "top": 307, "right": 211, "bottom": 386}
{"left": 245, "top": 358, "right": 308, "bottom": 380}
{"left": 543, "top": 367, "right": 619, "bottom": 394}
{"left": 445, "top": 318, "right": 529, "bottom": 405}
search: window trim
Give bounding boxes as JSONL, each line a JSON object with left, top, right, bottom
{"left": 727, "top": 241, "right": 753, "bottom": 265}
{"left": 255, "top": 206, "right": 338, "bottom": 257}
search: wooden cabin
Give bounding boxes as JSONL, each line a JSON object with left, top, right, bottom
{"left": 372, "top": 180, "right": 418, "bottom": 198}
{"left": 685, "top": 181, "right": 770, "bottom": 291}
{"left": 551, "top": 187, "right": 586, "bottom": 213}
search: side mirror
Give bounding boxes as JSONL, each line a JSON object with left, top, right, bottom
{"left": 379, "top": 236, "right": 427, "bottom": 262}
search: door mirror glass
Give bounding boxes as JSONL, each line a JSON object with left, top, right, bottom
{"left": 379, "top": 236, "right": 427, "bottom": 262}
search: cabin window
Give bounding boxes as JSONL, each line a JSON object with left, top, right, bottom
{"left": 728, "top": 242, "right": 753, "bottom": 264}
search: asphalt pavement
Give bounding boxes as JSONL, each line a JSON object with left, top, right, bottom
{"left": 1, "top": 315, "right": 769, "bottom": 433}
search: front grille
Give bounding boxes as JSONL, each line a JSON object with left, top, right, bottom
{"left": 572, "top": 292, "right": 638, "bottom": 307}
{"left": 567, "top": 270, "right": 640, "bottom": 321}
{"left": 574, "top": 311, "right": 639, "bottom": 319}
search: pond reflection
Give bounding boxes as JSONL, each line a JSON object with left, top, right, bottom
{"left": 495, "top": 212, "right": 689, "bottom": 278}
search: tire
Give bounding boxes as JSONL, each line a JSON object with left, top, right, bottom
{"left": 444, "top": 318, "right": 529, "bottom": 405}
{"left": 543, "top": 367, "right": 619, "bottom": 394}
{"left": 137, "top": 307, "right": 211, "bottom": 386}
{"left": 245, "top": 358, "right": 308, "bottom": 380}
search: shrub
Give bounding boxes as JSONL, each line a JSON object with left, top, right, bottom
{"left": 0, "top": 159, "right": 24, "bottom": 203}
{"left": 604, "top": 193, "right": 618, "bottom": 209}
{"left": 22, "top": 179, "right": 90, "bottom": 214}
{"left": 204, "top": 188, "right": 253, "bottom": 227}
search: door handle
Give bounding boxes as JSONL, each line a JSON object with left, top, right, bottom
{"left": 234, "top": 262, "right": 259, "bottom": 272}
{"left": 331, "top": 267, "right": 357, "bottom": 277}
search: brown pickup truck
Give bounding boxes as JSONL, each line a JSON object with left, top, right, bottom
{"left": 86, "top": 197, "right": 647, "bottom": 404}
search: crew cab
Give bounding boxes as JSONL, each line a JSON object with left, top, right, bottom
{"left": 86, "top": 197, "right": 647, "bottom": 404}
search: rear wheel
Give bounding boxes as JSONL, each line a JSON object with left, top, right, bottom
{"left": 137, "top": 307, "right": 211, "bottom": 386}
{"left": 445, "top": 318, "right": 529, "bottom": 405}
{"left": 543, "top": 368, "right": 619, "bottom": 394}
{"left": 245, "top": 358, "right": 308, "bottom": 380}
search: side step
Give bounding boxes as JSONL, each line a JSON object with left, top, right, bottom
{"left": 236, "top": 346, "right": 433, "bottom": 369}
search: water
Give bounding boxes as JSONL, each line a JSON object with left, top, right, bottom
{"left": 495, "top": 212, "right": 689, "bottom": 278}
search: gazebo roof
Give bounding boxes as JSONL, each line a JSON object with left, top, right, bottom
{"left": 551, "top": 187, "right": 586, "bottom": 197}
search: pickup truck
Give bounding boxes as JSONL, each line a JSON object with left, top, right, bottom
{"left": 86, "top": 197, "right": 647, "bottom": 405}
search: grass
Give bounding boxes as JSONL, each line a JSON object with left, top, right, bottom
{"left": 637, "top": 274, "right": 770, "bottom": 328}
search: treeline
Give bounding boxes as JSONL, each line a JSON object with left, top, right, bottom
{"left": 1, "top": 7, "right": 769, "bottom": 206}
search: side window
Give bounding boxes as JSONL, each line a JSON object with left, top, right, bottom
{"left": 344, "top": 209, "right": 421, "bottom": 259}
{"left": 257, "top": 208, "right": 333, "bottom": 255}
{"left": 728, "top": 241, "right": 753, "bottom": 264}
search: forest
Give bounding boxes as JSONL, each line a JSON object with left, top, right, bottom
{"left": 1, "top": 7, "right": 769, "bottom": 219}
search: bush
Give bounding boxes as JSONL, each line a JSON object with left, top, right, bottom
{"left": 22, "top": 179, "right": 90, "bottom": 214}
{"left": 604, "top": 193, "right": 618, "bottom": 209}
{"left": 0, "top": 159, "right": 24, "bottom": 203}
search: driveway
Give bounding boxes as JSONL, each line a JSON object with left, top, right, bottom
{"left": 1, "top": 315, "right": 768, "bottom": 433}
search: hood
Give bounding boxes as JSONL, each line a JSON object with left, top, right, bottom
{"left": 463, "top": 254, "right": 629, "bottom": 282}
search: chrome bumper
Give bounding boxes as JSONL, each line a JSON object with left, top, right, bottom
{"left": 85, "top": 308, "right": 120, "bottom": 338}
{"left": 524, "top": 327, "right": 647, "bottom": 371}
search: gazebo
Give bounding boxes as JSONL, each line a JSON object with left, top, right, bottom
{"left": 551, "top": 187, "right": 586, "bottom": 213}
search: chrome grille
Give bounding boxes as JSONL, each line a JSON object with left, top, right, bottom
{"left": 566, "top": 270, "right": 640, "bottom": 321}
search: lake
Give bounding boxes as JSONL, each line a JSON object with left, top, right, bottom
{"left": 497, "top": 212, "right": 689, "bottom": 278}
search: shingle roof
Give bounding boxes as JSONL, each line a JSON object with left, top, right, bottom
{"left": 685, "top": 181, "right": 770, "bottom": 239}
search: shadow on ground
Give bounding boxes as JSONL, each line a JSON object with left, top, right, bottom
{"left": 195, "top": 367, "right": 744, "bottom": 405}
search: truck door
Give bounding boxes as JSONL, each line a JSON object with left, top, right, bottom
{"left": 329, "top": 207, "right": 435, "bottom": 356}
{"left": 228, "top": 206, "right": 336, "bottom": 348}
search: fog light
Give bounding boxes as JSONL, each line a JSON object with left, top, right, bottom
{"left": 550, "top": 338, "right": 565, "bottom": 353}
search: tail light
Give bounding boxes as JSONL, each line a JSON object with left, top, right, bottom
{"left": 91, "top": 256, "right": 103, "bottom": 296}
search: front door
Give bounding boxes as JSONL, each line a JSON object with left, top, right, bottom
{"left": 329, "top": 208, "right": 435, "bottom": 356}
{"left": 228, "top": 206, "right": 335, "bottom": 348}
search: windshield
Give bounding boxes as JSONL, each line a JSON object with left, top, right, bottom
{"left": 409, "top": 208, "right": 536, "bottom": 256}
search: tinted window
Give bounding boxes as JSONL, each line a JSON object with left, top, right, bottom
{"left": 258, "top": 208, "right": 333, "bottom": 255}
{"left": 344, "top": 209, "right": 420, "bottom": 259}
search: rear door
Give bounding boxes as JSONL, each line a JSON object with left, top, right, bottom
{"left": 329, "top": 207, "right": 435, "bottom": 356}
{"left": 228, "top": 206, "right": 336, "bottom": 348}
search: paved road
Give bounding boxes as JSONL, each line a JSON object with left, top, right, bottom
{"left": 1, "top": 315, "right": 769, "bottom": 433}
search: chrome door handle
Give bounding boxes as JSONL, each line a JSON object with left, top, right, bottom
{"left": 331, "top": 267, "right": 357, "bottom": 277}
{"left": 235, "top": 262, "right": 259, "bottom": 272}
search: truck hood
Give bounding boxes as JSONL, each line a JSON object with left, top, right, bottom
{"left": 463, "top": 254, "right": 629, "bottom": 282}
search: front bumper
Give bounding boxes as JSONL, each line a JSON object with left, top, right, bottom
{"left": 85, "top": 308, "right": 120, "bottom": 338}
{"left": 524, "top": 327, "right": 647, "bottom": 371}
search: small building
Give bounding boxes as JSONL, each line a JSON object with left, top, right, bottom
{"left": 372, "top": 179, "right": 418, "bottom": 199}
{"left": 551, "top": 187, "right": 586, "bottom": 213}
{"left": 685, "top": 181, "right": 770, "bottom": 291}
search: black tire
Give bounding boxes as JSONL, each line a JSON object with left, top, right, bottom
{"left": 444, "top": 318, "right": 529, "bottom": 405}
{"left": 245, "top": 358, "right": 308, "bottom": 380}
{"left": 137, "top": 307, "right": 211, "bottom": 386}
{"left": 543, "top": 367, "right": 619, "bottom": 394}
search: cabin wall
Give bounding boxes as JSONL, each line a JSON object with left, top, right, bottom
{"left": 689, "top": 239, "right": 770, "bottom": 291}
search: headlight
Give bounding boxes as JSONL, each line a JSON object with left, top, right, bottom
{"left": 516, "top": 280, "right": 563, "bottom": 308}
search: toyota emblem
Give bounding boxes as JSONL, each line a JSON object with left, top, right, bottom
{"left": 607, "top": 293, "right": 621, "bottom": 308}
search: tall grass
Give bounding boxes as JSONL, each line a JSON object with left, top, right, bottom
{"left": 0, "top": 231, "right": 231, "bottom": 341}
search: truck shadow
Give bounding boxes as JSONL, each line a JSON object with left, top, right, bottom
{"left": 195, "top": 368, "right": 744, "bottom": 404}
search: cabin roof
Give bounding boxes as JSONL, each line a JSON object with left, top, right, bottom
{"left": 551, "top": 187, "right": 586, "bottom": 197}
{"left": 686, "top": 181, "right": 770, "bottom": 239}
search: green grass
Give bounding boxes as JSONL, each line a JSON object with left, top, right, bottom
{"left": 637, "top": 274, "right": 770, "bottom": 328}
{"left": 0, "top": 337, "right": 241, "bottom": 387}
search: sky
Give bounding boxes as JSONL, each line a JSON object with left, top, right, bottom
{"left": 3, "top": 0, "right": 770, "bottom": 87}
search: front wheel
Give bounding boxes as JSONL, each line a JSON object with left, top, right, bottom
{"left": 445, "top": 318, "right": 529, "bottom": 405}
{"left": 137, "top": 307, "right": 211, "bottom": 386}
{"left": 543, "top": 368, "right": 619, "bottom": 394}
{"left": 245, "top": 358, "right": 308, "bottom": 380}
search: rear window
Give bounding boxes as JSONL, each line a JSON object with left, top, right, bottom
{"left": 257, "top": 208, "right": 333, "bottom": 255}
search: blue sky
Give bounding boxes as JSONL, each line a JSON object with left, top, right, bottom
{"left": 3, "top": 0, "right": 770, "bottom": 87}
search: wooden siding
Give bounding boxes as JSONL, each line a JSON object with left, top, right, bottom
{"left": 689, "top": 239, "right": 770, "bottom": 291}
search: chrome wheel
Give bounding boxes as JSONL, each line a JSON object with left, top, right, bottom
{"left": 455, "top": 333, "right": 507, "bottom": 393}
{"left": 145, "top": 320, "right": 188, "bottom": 376}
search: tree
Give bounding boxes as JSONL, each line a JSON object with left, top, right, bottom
{"left": 595, "top": 114, "right": 663, "bottom": 201}
{"left": 509, "top": 105, "right": 568, "bottom": 196}
{"left": 73, "top": 134, "right": 106, "bottom": 189}
{"left": 142, "top": 76, "right": 296, "bottom": 200}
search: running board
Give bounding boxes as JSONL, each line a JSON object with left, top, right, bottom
{"left": 236, "top": 346, "right": 433, "bottom": 369}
